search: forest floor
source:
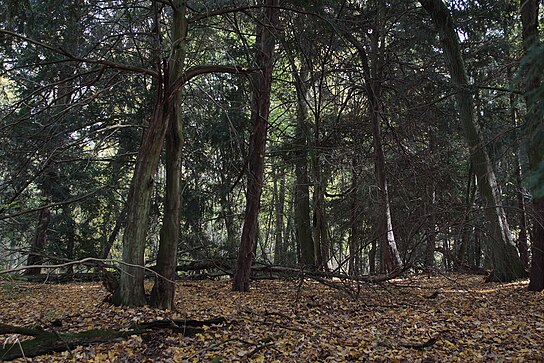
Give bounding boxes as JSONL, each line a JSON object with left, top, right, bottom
{"left": 0, "top": 273, "right": 543, "bottom": 362}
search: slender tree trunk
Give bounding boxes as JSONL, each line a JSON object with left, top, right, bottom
{"left": 232, "top": 0, "right": 279, "bottom": 292}
{"left": 312, "top": 173, "right": 329, "bottom": 271}
{"left": 273, "top": 164, "right": 286, "bottom": 265}
{"left": 100, "top": 204, "right": 127, "bottom": 260}
{"left": 513, "top": 109, "right": 530, "bottom": 271}
{"left": 345, "top": 5, "right": 402, "bottom": 274}
{"left": 292, "top": 63, "right": 315, "bottom": 270}
{"left": 349, "top": 157, "right": 360, "bottom": 275}
{"left": 458, "top": 168, "right": 476, "bottom": 264}
{"left": 373, "top": 110, "right": 401, "bottom": 273}
{"left": 424, "top": 186, "right": 436, "bottom": 270}
{"left": 420, "top": 0, "right": 525, "bottom": 282}
{"left": 370, "top": 13, "right": 402, "bottom": 274}
{"left": 520, "top": 0, "right": 544, "bottom": 292}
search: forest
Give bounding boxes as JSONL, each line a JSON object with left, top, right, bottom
{"left": 0, "top": 0, "right": 543, "bottom": 361}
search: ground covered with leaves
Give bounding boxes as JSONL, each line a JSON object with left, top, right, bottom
{"left": 0, "top": 274, "right": 543, "bottom": 362}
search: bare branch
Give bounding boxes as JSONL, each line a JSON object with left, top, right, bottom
{"left": 0, "top": 188, "right": 106, "bottom": 221}
{"left": 167, "top": 65, "right": 256, "bottom": 99}
{"left": 0, "top": 29, "right": 158, "bottom": 78}
{"left": 0, "top": 257, "right": 177, "bottom": 285}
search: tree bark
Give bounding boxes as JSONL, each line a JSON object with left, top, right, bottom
{"left": 25, "top": 206, "right": 51, "bottom": 275}
{"left": 111, "top": 90, "right": 169, "bottom": 306}
{"left": 232, "top": 0, "right": 279, "bottom": 292}
{"left": 291, "top": 61, "right": 315, "bottom": 270}
{"left": 519, "top": 0, "right": 544, "bottom": 292}
{"left": 420, "top": 0, "right": 525, "bottom": 282}
{"left": 344, "top": 5, "right": 403, "bottom": 274}
{"left": 273, "top": 164, "right": 286, "bottom": 265}
{"left": 349, "top": 157, "right": 361, "bottom": 275}
{"left": 149, "top": 0, "right": 187, "bottom": 310}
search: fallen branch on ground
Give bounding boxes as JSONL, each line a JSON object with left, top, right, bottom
{"left": 0, "top": 317, "right": 227, "bottom": 361}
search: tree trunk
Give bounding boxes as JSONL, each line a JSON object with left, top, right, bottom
{"left": 273, "top": 164, "right": 286, "bottom": 265}
{"left": 349, "top": 158, "right": 360, "bottom": 275}
{"left": 424, "top": 186, "right": 436, "bottom": 270}
{"left": 519, "top": 0, "right": 544, "bottom": 292}
{"left": 232, "top": 0, "right": 279, "bottom": 292}
{"left": 292, "top": 63, "right": 315, "bottom": 270}
{"left": 150, "top": 0, "right": 187, "bottom": 309}
{"left": 457, "top": 168, "right": 476, "bottom": 265}
{"left": 344, "top": 6, "right": 402, "bottom": 274}
{"left": 420, "top": 0, "right": 525, "bottom": 282}
{"left": 312, "top": 172, "right": 329, "bottom": 271}
{"left": 370, "top": 9, "right": 402, "bottom": 274}
{"left": 373, "top": 111, "right": 402, "bottom": 273}
{"left": 25, "top": 206, "right": 51, "bottom": 275}
{"left": 513, "top": 112, "right": 530, "bottom": 271}
{"left": 111, "top": 92, "right": 169, "bottom": 306}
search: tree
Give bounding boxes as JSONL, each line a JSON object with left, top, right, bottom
{"left": 113, "top": 2, "right": 253, "bottom": 306}
{"left": 419, "top": 0, "right": 525, "bottom": 282}
{"left": 233, "top": 0, "right": 280, "bottom": 292}
{"left": 149, "top": 0, "right": 187, "bottom": 310}
{"left": 519, "top": 0, "right": 544, "bottom": 292}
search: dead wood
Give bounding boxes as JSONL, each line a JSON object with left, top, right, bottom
{"left": 0, "top": 317, "right": 226, "bottom": 361}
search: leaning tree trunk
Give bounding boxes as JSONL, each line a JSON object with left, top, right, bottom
{"left": 232, "top": 0, "right": 279, "bottom": 292}
{"left": 520, "top": 0, "right": 544, "bottom": 292}
{"left": 111, "top": 88, "right": 169, "bottom": 306}
{"left": 420, "top": 0, "right": 525, "bottom": 282}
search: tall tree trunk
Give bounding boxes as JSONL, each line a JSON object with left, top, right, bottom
{"left": 111, "top": 91, "right": 169, "bottom": 306}
{"left": 150, "top": 0, "right": 187, "bottom": 309}
{"left": 372, "top": 108, "right": 401, "bottom": 273}
{"left": 291, "top": 62, "right": 315, "bottom": 270}
{"left": 520, "top": 0, "right": 544, "bottom": 292}
{"left": 149, "top": 1, "right": 186, "bottom": 311}
{"left": 344, "top": 5, "right": 402, "bottom": 274}
{"left": 312, "top": 170, "right": 329, "bottom": 271}
{"left": 420, "top": 0, "right": 525, "bottom": 282}
{"left": 513, "top": 105, "right": 530, "bottom": 271}
{"left": 232, "top": 0, "right": 279, "bottom": 292}
{"left": 370, "top": 7, "right": 402, "bottom": 274}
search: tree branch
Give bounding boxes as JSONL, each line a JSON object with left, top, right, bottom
{"left": 0, "top": 29, "right": 158, "bottom": 77}
{"left": 167, "top": 65, "right": 255, "bottom": 99}
{"left": 0, "top": 188, "right": 106, "bottom": 221}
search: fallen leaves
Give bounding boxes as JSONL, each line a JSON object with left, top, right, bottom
{"left": 0, "top": 274, "right": 543, "bottom": 362}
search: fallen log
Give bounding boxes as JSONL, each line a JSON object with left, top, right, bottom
{"left": 0, "top": 317, "right": 226, "bottom": 361}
